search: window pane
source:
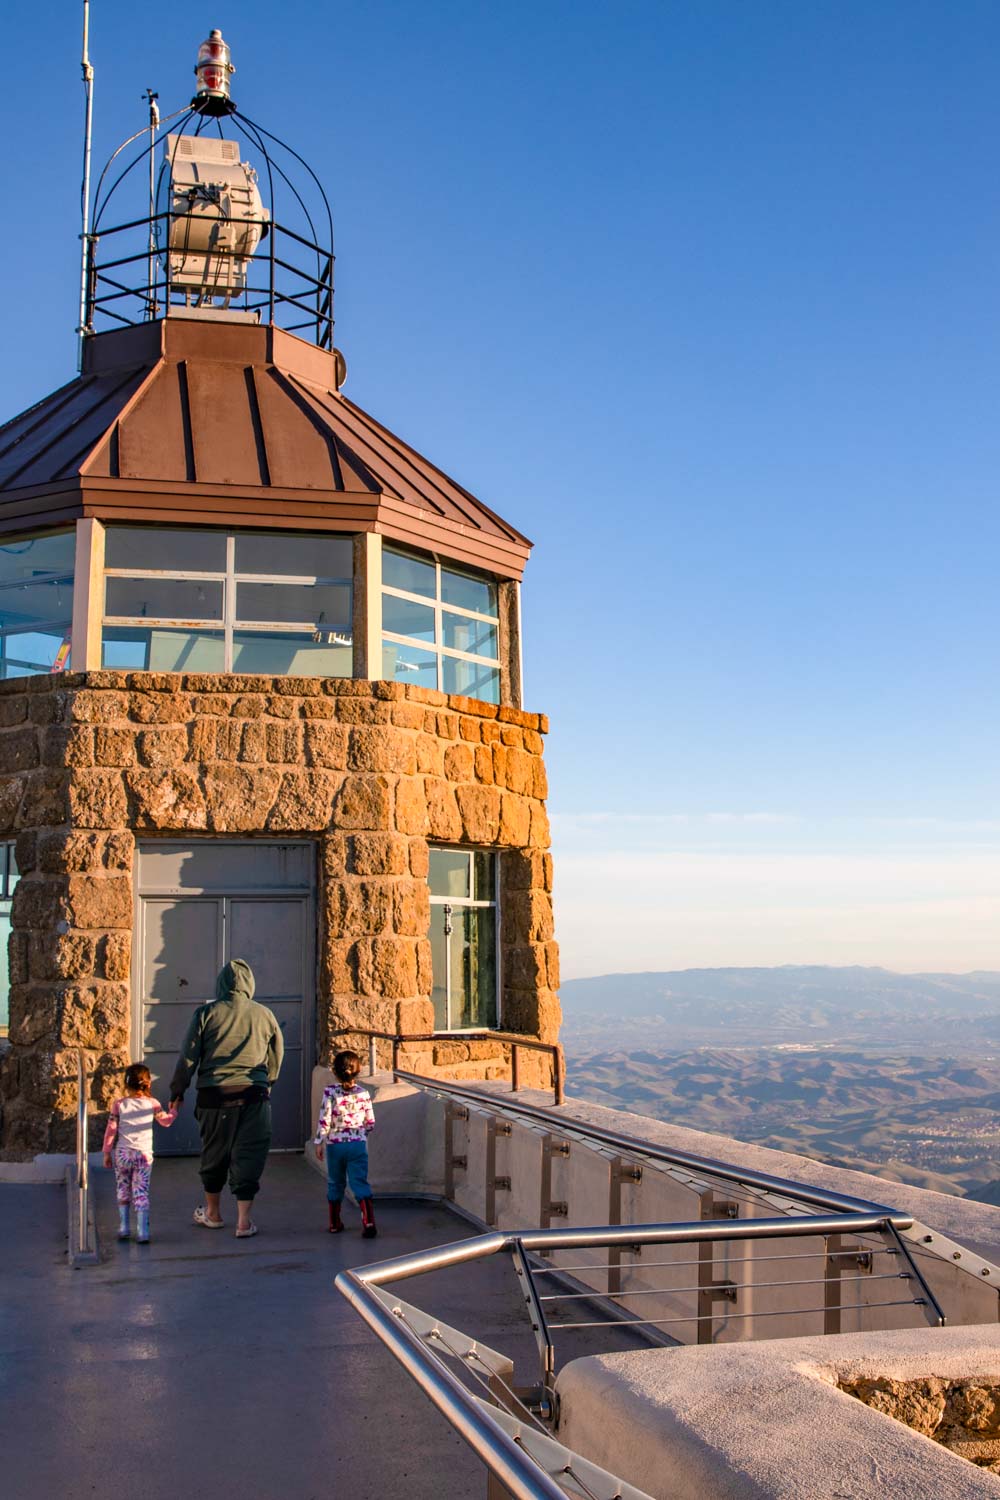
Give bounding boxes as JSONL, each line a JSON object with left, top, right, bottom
{"left": 102, "top": 627, "right": 225, "bottom": 672}
{"left": 383, "top": 547, "right": 436, "bottom": 599}
{"left": 2, "top": 630, "right": 71, "bottom": 677}
{"left": 382, "top": 594, "right": 436, "bottom": 643}
{"left": 0, "top": 532, "right": 74, "bottom": 680}
{"left": 441, "top": 566, "right": 495, "bottom": 616}
{"left": 472, "top": 851, "right": 495, "bottom": 902}
{"left": 234, "top": 532, "right": 353, "bottom": 578}
{"left": 442, "top": 613, "right": 498, "bottom": 658}
{"left": 104, "top": 526, "right": 226, "bottom": 572}
{"left": 381, "top": 640, "right": 438, "bottom": 688}
{"left": 105, "top": 577, "right": 224, "bottom": 621}
{"left": 442, "top": 656, "right": 500, "bottom": 704}
{"left": 232, "top": 630, "right": 352, "bottom": 677}
{"left": 429, "top": 848, "right": 471, "bottom": 899}
{"left": 236, "top": 581, "right": 352, "bottom": 628}
{"left": 430, "top": 904, "right": 448, "bottom": 1029}
{"left": 454, "top": 906, "right": 497, "bottom": 1028}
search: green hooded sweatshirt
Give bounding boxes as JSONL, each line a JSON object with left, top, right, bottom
{"left": 169, "top": 959, "right": 284, "bottom": 1100}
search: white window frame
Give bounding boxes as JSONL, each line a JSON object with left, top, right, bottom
{"left": 427, "top": 846, "right": 501, "bottom": 1033}
{"left": 102, "top": 528, "right": 354, "bottom": 672}
{"left": 381, "top": 546, "right": 500, "bottom": 699}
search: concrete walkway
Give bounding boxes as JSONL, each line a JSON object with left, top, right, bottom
{"left": 1, "top": 1155, "right": 643, "bottom": 1500}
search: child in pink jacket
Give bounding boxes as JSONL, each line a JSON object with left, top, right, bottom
{"left": 103, "top": 1062, "right": 177, "bottom": 1243}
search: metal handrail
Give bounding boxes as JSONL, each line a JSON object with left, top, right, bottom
{"left": 336, "top": 1212, "right": 923, "bottom": 1500}
{"left": 75, "top": 1049, "right": 92, "bottom": 1258}
{"left": 328, "top": 1027, "right": 565, "bottom": 1106}
{"left": 393, "top": 1069, "right": 898, "bottom": 1219}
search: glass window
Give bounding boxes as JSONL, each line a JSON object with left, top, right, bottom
{"left": 429, "top": 848, "right": 471, "bottom": 899}
{"left": 442, "top": 657, "right": 500, "bottom": 704}
{"left": 381, "top": 642, "right": 438, "bottom": 689}
{"left": 382, "top": 548, "right": 436, "bottom": 598}
{"left": 235, "top": 532, "right": 352, "bottom": 577}
{"left": 0, "top": 530, "right": 74, "bottom": 680}
{"left": 0, "top": 841, "right": 19, "bottom": 1035}
{"left": 441, "top": 565, "right": 495, "bottom": 615}
{"left": 428, "top": 848, "right": 498, "bottom": 1031}
{"left": 442, "top": 614, "right": 497, "bottom": 657}
{"left": 105, "top": 577, "right": 224, "bottom": 620}
{"left": 102, "top": 627, "right": 225, "bottom": 672}
{"left": 381, "top": 545, "right": 500, "bottom": 705}
{"left": 103, "top": 526, "right": 354, "bottom": 678}
{"left": 104, "top": 526, "right": 226, "bottom": 572}
{"left": 383, "top": 595, "right": 436, "bottom": 643}
{"left": 235, "top": 581, "right": 351, "bottom": 627}
{"left": 232, "top": 631, "right": 352, "bottom": 677}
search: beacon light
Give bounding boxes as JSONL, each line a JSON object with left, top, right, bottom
{"left": 192, "top": 29, "right": 235, "bottom": 115}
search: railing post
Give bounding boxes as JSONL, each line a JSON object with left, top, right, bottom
{"left": 368, "top": 1035, "right": 378, "bottom": 1078}
{"left": 553, "top": 1047, "right": 564, "bottom": 1107}
{"left": 510, "top": 1044, "right": 520, "bottom": 1094}
{"left": 392, "top": 1036, "right": 400, "bottom": 1076}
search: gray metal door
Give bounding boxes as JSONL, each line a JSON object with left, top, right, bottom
{"left": 135, "top": 841, "right": 315, "bottom": 1154}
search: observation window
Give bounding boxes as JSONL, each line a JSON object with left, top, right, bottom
{"left": 428, "top": 847, "right": 498, "bottom": 1031}
{"left": 102, "top": 527, "right": 354, "bottom": 677}
{"left": 382, "top": 546, "right": 500, "bottom": 704}
{"left": 0, "top": 531, "right": 74, "bottom": 679}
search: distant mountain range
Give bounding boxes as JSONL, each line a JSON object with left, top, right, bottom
{"left": 559, "top": 966, "right": 1000, "bottom": 1049}
{"left": 558, "top": 967, "right": 1000, "bottom": 1202}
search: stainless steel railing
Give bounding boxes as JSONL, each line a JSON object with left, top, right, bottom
{"left": 336, "top": 1211, "right": 933, "bottom": 1500}
{"left": 74, "top": 1049, "right": 93, "bottom": 1259}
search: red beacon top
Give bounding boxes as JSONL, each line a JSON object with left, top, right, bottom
{"left": 192, "top": 29, "right": 235, "bottom": 115}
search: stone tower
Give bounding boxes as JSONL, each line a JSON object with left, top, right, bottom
{"left": 0, "top": 34, "right": 558, "bottom": 1153}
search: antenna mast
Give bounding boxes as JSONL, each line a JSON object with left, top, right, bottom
{"left": 77, "top": 0, "right": 95, "bottom": 371}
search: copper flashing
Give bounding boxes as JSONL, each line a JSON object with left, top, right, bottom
{"left": 0, "top": 320, "right": 532, "bottom": 578}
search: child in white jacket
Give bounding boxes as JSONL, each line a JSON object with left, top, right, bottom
{"left": 313, "top": 1049, "right": 376, "bottom": 1237}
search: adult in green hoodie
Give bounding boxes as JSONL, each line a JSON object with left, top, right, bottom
{"left": 170, "top": 958, "right": 284, "bottom": 1238}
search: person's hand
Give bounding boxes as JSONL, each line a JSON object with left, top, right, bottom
{"left": 170, "top": 1097, "right": 183, "bottom": 1112}
{"left": 102, "top": 1154, "right": 112, "bottom": 1169}
{"left": 314, "top": 1144, "right": 323, "bottom": 1162}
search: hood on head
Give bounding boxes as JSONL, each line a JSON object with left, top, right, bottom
{"left": 216, "top": 959, "right": 256, "bottom": 1005}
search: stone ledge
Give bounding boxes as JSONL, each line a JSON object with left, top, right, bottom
{"left": 556, "top": 1327, "right": 1000, "bottom": 1500}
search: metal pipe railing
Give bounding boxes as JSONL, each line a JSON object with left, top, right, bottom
{"left": 392, "top": 1070, "right": 896, "bottom": 1219}
{"left": 329, "top": 1028, "right": 564, "bottom": 1106}
{"left": 336, "top": 1212, "right": 925, "bottom": 1500}
{"left": 75, "top": 1049, "right": 92, "bottom": 1258}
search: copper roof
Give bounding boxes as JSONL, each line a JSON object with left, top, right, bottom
{"left": 0, "top": 319, "right": 531, "bottom": 579}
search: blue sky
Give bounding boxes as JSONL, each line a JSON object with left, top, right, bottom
{"left": 1, "top": 2, "right": 998, "bottom": 976}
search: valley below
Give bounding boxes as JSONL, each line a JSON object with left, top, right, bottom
{"left": 559, "top": 967, "right": 1000, "bottom": 1203}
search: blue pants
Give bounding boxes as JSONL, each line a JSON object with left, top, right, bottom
{"left": 325, "top": 1140, "right": 371, "bottom": 1204}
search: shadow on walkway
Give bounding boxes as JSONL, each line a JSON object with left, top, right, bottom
{"left": 1, "top": 1157, "right": 499, "bottom": 1500}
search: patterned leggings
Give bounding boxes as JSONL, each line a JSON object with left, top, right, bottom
{"left": 114, "top": 1146, "right": 152, "bottom": 1210}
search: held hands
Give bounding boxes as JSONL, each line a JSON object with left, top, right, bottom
{"left": 102, "top": 1153, "right": 112, "bottom": 1169}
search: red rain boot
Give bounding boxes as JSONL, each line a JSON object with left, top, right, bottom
{"left": 360, "top": 1197, "right": 377, "bottom": 1239}
{"left": 327, "top": 1200, "right": 344, "bottom": 1234}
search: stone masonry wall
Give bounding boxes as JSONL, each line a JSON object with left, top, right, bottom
{"left": 0, "top": 672, "right": 559, "bottom": 1153}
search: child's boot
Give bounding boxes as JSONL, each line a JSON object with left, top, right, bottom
{"left": 136, "top": 1209, "right": 150, "bottom": 1244}
{"left": 327, "top": 1200, "right": 344, "bottom": 1234}
{"left": 117, "top": 1204, "right": 130, "bottom": 1241}
{"left": 360, "top": 1197, "right": 377, "bottom": 1239}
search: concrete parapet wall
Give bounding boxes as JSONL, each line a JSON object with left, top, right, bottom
{"left": 367, "top": 1080, "right": 1000, "bottom": 1339}
{"left": 555, "top": 1327, "right": 1000, "bottom": 1499}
